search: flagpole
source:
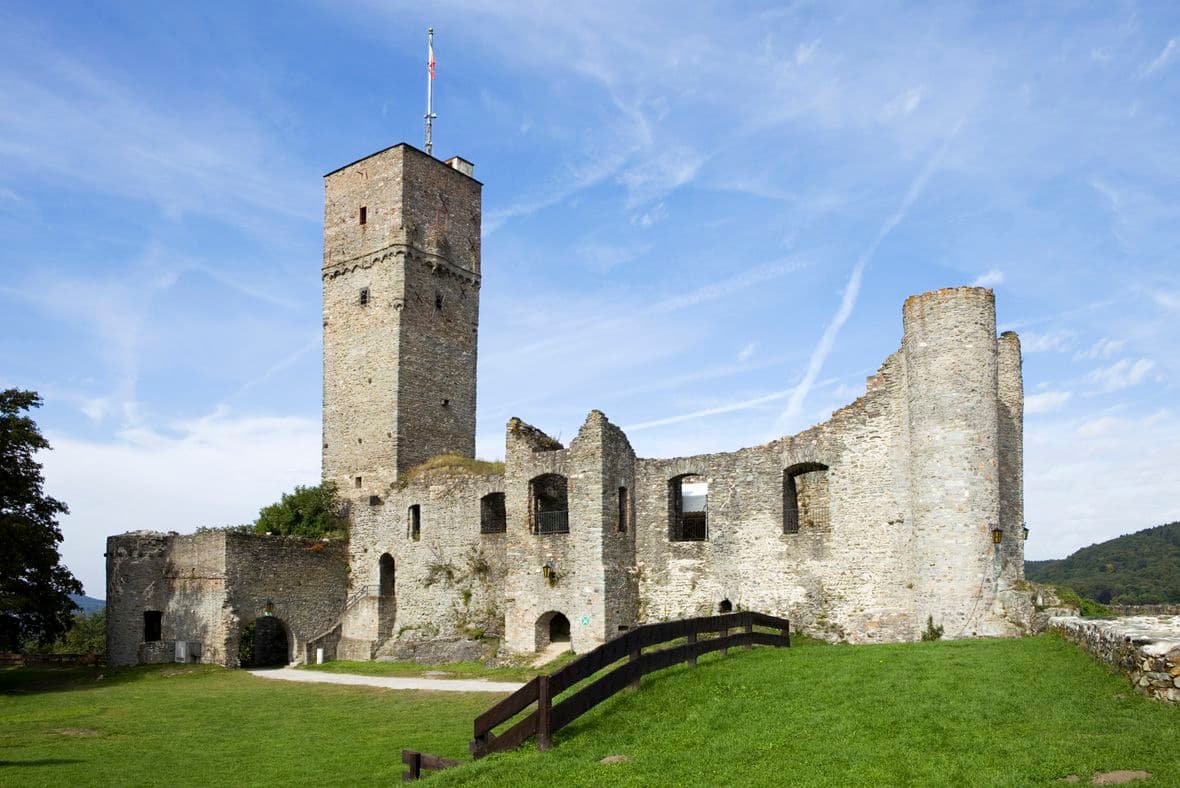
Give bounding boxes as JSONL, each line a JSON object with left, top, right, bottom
{"left": 424, "top": 27, "right": 436, "bottom": 157}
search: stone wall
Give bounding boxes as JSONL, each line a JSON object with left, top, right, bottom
{"left": 1051, "top": 616, "right": 1180, "bottom": 703}
{"left": 106, "top": 531, "right": 347, "bottom": 668}
{"left": 322, "top": 143, "right": 481, "bottom": 496}
{"left": 344, "top": 470, "right": 507, "bottom": 657}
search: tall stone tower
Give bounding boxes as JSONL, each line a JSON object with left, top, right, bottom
{"left": 321, "top": 144, "right": 481, "bottom": 496}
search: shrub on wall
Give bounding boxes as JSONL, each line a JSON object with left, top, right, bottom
{"left": 253, "top": 482, "right": 347, "bottom": 539}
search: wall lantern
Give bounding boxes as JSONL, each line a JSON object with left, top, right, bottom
{"left": 264, "top": 599, "right": 274, "bottom": 616}
{"left": 542, "top": 563, "right": 557, "bottom": 585}
{"left": 991, "top": 528, "right": 1004, "bottom": 545}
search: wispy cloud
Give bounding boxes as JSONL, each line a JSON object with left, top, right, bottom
{"left": 772, "top": 119, "right": 963, "bottom": 435}
{"left": 1142, "top": 37, "right": 1178, "bottom": 76}
{"left": 971, "top": 268, "right": 1005, "bottom": 287}
{"left": 1075, "top": 337, "right": 1124, "bottom": 360}
{"left": 737, "top": 342, "right": 757, "bottom": 363}
{"left": 1022, "top": 328, "right": 1075, "bottom": 353}
{"left": 1086, "top": 358, "right": 1156, "bottom": 392}
{"left": 1025, "top": 390, "right": 1072, "bottom": 414}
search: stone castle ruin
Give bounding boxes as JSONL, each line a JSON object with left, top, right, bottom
{"left": 107, "top": 143, "right": 1031, "bottom": 667}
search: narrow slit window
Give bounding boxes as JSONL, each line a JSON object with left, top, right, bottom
{"left": 435, "top": 291, "right": 444, "bottom": 310}
{"left": 617, "top": 486, "right": 629, "bottom": 533}
{"left": 359, "top": 206, "right": 367, "bottom": 225}
{"left": 355, "top": 476, "right": 362, "bottom": 489}
{"left": 408, "top": 504, "right": 421, "bottom": 541}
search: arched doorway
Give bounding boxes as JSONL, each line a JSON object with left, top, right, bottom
{"left": 253, "top": 616, "right": 289, "bottom": 666}
{"left": 535, "top": 611, "right": 572, "bottom": 650}
{"left": 378, "top": 553, "right": 396, "bottom": 640}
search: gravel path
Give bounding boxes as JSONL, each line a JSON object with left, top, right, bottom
{"left": 247, "top": 667, "right": 523, "bottom": 693}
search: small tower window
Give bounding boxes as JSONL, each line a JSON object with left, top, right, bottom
{"left": 355, "top": 476, "right": 362, "bottom": 489}
{"left": 359, "top": 206, "right": 367, "bottom": 225}
{"left": 359, "top": 288, "right": 370, "bottom": 306}
{"left": 143, "top": 611, "right": 162, "bottom": 642}
{"left": 408, "top": 505, "right": 421, "bottom": 541}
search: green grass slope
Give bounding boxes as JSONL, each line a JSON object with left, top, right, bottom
{"left": 1026, "top": 521, "right": 1180, "bottom": 604}
{"left": 439, "top": 637, "right": 1179, "bottom": 787}
{"left": 2, "top": 637, "right": 1177, "bottom": 786}
{"left": 0, "top": 665, "right": 491, "bottom": 786}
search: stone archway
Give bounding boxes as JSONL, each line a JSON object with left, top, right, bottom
{"left": 535, "top": 611, "right": 571, "bottom": 651}
{"left": 253, "top": 616, "right": 290, "bottom": 667}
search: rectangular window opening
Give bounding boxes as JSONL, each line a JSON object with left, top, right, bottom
{"left": 359, "top": 206, "right": 367, "bottom": 225}
{"left": 408, "top": 504, "right": 421, "bottom": 541}
{"left": 143, "top": 610, "right": 162, "bottom": 642}
{"left": 355, "top": 476, "right": 362, "bottom": 489}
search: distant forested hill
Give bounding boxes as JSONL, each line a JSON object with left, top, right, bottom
{"left": 1025, "top": 522, "right": 1180, "bottom": 604}
{"left": 69, "top": 595, "right": 105, "bottom": 614}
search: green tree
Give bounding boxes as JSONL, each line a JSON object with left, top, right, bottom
{"left": 253, "top": 481, "right": 347, "bottom": 538}
{"left": 27, "top": 608, "right": 106, "bottom": 655}
{"left": 0, "top": 389, "right": 82, "bottom": 651}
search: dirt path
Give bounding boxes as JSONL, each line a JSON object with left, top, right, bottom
{"left": 248, "top": 667, "right": 523, "bottom": 693}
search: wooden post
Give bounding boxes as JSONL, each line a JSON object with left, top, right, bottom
{"left": 744, "top": 617, "right": 753, "bottom": 650}
{"left": 721, "top": 625, "right": 728, "bottom": 656}
{"left": 687, "top": 630, "right": 697, "bottom": 667}
{"left": 406, "top": 751, "right": 421, "bottom": 781}
{"left": 782, "top": 623, "right": 790, "bottom": 647}
{"left": 537, "top": 674, "right": 552, "bottom": 751}
{"left": 629, "top": 644, "right": 641, "bottom": 690}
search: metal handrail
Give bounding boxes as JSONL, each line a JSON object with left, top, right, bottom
{"left": 535, "top": 510, "right": 569, "bottom": 534}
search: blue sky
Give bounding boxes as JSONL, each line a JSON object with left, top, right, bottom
{"left": 2, "top": 1, "right": 1178, "bottom": 597}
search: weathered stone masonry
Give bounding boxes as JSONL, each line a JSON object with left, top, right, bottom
{"left": 106, "top": 142, "right": 1031, "bottom": 666}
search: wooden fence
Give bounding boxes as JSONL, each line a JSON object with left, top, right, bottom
{"left": 402, "top": 611, "right": 789, "bottom": 779}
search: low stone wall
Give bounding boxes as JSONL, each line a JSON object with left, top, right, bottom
{"left": 1050, "top": 615, "right": 1180, "bottom": 703}
{"left": 1110, "top": 604, "right": 1180, "bottom": 617}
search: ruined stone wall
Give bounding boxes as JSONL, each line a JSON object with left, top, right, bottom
{"left": 997, "top": 331, "right": 1026, "bottom": 581}
{"left": 1051, "top": 615, "right": 1180, "bottom": 703}
{"left": 502, "top": 414, "right": 627, "bottom": 654}
{"left": 633, "top": 351, "right": 915, "bottom": 643}
{"left": 322, "top": 144, "right": 481, "bottom": 496}
{"left": 223, "top": 534, "right": 349, "bottom": 667}
{"left": 344, "top": 472, "right": 507, "bottom": 654}
{"left": 106, "top": 531, "right": 229, "bottom": 667}
{"left": 106, "top": 531, "right": 348, "bottom": 668}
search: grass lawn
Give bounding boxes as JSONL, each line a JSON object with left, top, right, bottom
{"left": 0, "top": 664, "right": 492, "bottom": 786}
{"left": 437, "top": 635, "right": 1180, "bottom": 786}
{"left": 2, "top": 635, "right": 1177, "bottom": 786}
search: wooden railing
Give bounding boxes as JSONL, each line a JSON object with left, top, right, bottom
{"left": 401, "top": 611, "right": 790, "bottom": 780}
{"left": 470, "top": 611, "right": 789, "bottom": 758}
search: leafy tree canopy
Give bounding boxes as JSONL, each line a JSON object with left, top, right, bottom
{"left": 1026, "top": 521, "right": 1180, "bottom": 605}
{"left": 253, "top": 481, "right": 347, "bottom": 539}
{"left": 0, "top": 389, "right": 82, "bottom": 651}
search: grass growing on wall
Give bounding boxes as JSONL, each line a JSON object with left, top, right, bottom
{"left": 2, "top": 636, "right": 1177, "bottom": 786}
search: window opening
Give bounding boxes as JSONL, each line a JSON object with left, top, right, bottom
{"left": 408, "top": 504, "right": 421, "bottom": 541}
{"left": 669, "top": 474, "right": 708, "bottom": 541}
{"left": 718, "top": 599, "right": 733, "bottom": 614}
{"left": 617, "top": 486, "right": 629, "bottom": 533}
{"left": 530, "top": 474, "right": 569, "bottom": 534}
{"left": 143, "top": 610, "right": 162, "bottom": 642}
{"left": 435, "top": 291, "right": 444, "bottom": 310}
{"left": 378, "top": 553, "right": 395, "bottom": 597}
{"left": 359, "top": 287, "right": 370, "bottom": 306}
{"left": 359, "top": 206, "right": 367, "bottom": 225}
{"left": 480, "top": 492, "right": 507, "bottom": 534}
{"left": 355, "top": 476, "right": 362, "bottom": 489}
{"left": 783, "top": 463, "right": 830, "bottom": 534}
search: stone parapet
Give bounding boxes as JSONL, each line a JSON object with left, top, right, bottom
{"left": 1050, "top": 615, "right": 1180, "bottom": 703}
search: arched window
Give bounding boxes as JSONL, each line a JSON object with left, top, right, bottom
{"left": 783, "top": 463, "right": 830, "bottom": 534}
{"left": 408, "top": 504, "right": 421, "bottom": 541}
{"left": 480, "top": 492, "right": 507, "bottom": 534}
{"left": 669, "top": 474, "right": 708, "bottom": 541}
{"left": 718, "top": 599, "right": 733, "bottom": 613}
{"left": 530, "top": 474, "right": 569, "bottom": 534}
{"left": 379, "top": 553, "right": 396, "bottom": 597}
